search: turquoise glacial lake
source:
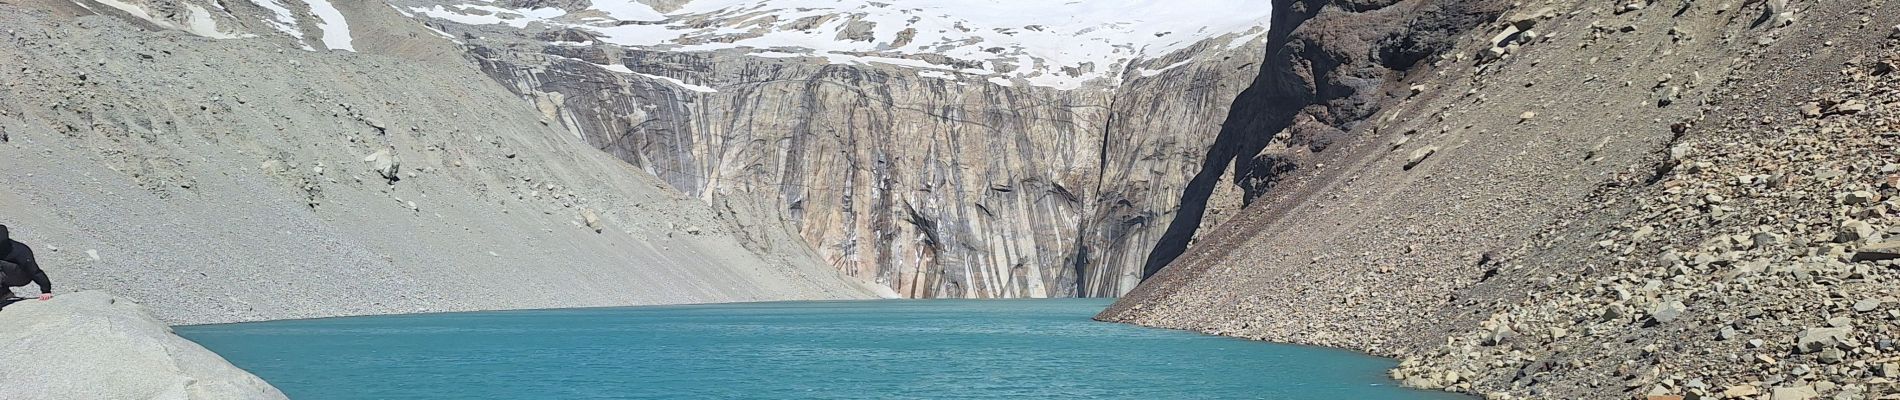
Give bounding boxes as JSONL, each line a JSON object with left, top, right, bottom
{"left": 177, "top": 299, "right": 1465, "bottom": 399}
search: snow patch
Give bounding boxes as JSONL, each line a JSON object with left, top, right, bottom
{"left": 411, "top": 4, "right": 566, "bottom": 28}
{"left": 589, "top": 63, "right": 719, "bottom": 93}
{"left": 405, "top": 0, "right": 1270, "bottom": 90}
{"left": 304, "top": 0, "right": 354, "bottom": 51}
{"left": 590, "top": 1, "right": 664, "bottom": 21}
{"left": 634, "top": 72, "right": 719, "bottom": 93}
{"left": 250, "top": 0, "right": 304, "bottom": 39}
{"left": 918, "top": 70, "right": 955, "bottom": 80}
{"left": 1138, "top": 60, "right": 1193, "bottom": 77}
{"left": 87, "top": 0, "right": 244, "bottom": 39}
{"left": 593, "top": 63, "right": 635, "bottom": 74}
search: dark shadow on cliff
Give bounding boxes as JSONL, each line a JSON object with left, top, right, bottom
{"left": 1141, "top": 0, "right": 1507, "bottom": 278}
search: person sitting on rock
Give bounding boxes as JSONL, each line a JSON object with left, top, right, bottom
{"left": 0, "top": 225, "right": 53, "bottom": 301}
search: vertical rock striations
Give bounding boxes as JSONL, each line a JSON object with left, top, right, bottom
{"left": 395, "top": 0, "right": 1272, "bottom": 298}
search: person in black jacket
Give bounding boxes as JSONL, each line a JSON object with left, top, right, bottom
{"left": 0, "top": 225, "right": 53, "bottom": 301}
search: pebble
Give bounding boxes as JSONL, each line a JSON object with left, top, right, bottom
{"left": 1854, "top": 299, "right": 1882, "bottom": 312}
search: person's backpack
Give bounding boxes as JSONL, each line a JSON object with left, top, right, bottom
{"left": 0, "top": 259, "right": 22, "bottom": 286}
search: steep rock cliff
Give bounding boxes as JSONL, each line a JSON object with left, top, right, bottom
{"left": 392, "top": 0, "right": 1272, "bottom": 297}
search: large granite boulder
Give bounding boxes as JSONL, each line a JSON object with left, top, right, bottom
{"left": 0, "top": 291, "right": 286, "bottom": 400}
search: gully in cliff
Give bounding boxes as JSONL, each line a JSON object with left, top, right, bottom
{"left": 0, "top": 224, "right": 55, "bottom": 304}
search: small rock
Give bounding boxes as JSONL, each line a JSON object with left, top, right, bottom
{"left": 1880, "top": 363, "right": 1899, "bottom": 378}
{"left": 1827, "top": 316, "right": 1852, "bottom": 328}
{"left": 1839, "top": 220, "right": 1877, "bottom": 243}
{"left": 1854, "top": 299, "right": 1883, "bottom": 312}
{"left": 85, "top": 249, "right": 99, "bottom": 261}
{"left": 1405, "top": 146, "right": 1439, "bottom": 170}
{"left": 1603, "top": 306, "right": 1626, "bottom": 322}
{"left": 1774, "top": 11, "right": 1795, "bottom": 28}
{"left": 1795, "top": 327, "right": 1852, "bottom": 353}
{"left": 1519, "top": 111, "right": 1536, "bottom": 123}
{"left": 1770, "top": 385, "right": 1817, "bottom": 400}
{"left": 581, "top": 208, "right": 603, "bottom": 233}
{"left": 1751, "top": 232, "right": 1781, "bottom": 249}
{"left": 1801, "top": 102, "right": 1825, "bottom": 118}
{"left": 1723, "top": 384, "right": 1760, "bottom": 398}
{"left": 1819, "top": 347, "right": 1846, "bottom": 364}
{"left": 1491, "top": 25, "right": 1524, "bottom": 47}
{"left": 1655, "top": 85, "right": 1681, "bottom": 106}
{"left": 362, "top": 149, "right": 401, "bottom": 183}
{"left": 1482, "top": 327, "right": 1517, "bottom": 346}
{"left": 1830, "top": 100, "right": 1868, "bottom": 115}
{"left": 1852, "top": 241, "right": 1900, "bottom": 262}
{"left": 1650, "top": 300, "right": 1686, "bottom": 324}
{"left": 1840, "top": 190, "right": 1876, "bottom": 205}
{"left": 259, "top": 159, "right": 287, "bottom": 174}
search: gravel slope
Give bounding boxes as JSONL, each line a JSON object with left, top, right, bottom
{"left": 1102, "top": 0, "right": 1900, "bottom": 398}
{"left": 0, "top": 5, "right": 875, "bottom": 325}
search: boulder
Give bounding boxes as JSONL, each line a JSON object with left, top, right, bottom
{"left": 1829, "top": 100, "right": 1867, "bottom": 115}
{"left": 1650, "top": 300, "right": 1686, "bottom": 324}
{"left": 1854, "top": 299, "right": 1883, "bottom": 312}
{"left": 1838, "top": 220, "right": 1877, "bottom": 243}
{"left": 1839, "top": 190, "right": 1876, "bottom": 205}
{"left": 1795, "top": 326, "right": 1853, "bottom": 353}
{"left": 1405, "top": 146, "right": 1439, "bottom": 170}
{"left": 0, "top": 291, "right": 286, "bottom": 399}
{"left": 1481, "top": 326, "right": 1517, "bottom": 346}
{"left": 1491, "top": 25, "right": 1524, "bottom": 48}
{"left": 1852, "top": 241, "right": 1900, "bottom": 262}
{"left": 581, "top": 208, "right": 603, "bottom": 233}
{"left": 362, "top": 149, "right": 401, "bottom": 183}
{"left": 1505, "top": 7, "right": 1555, "bottom": 29}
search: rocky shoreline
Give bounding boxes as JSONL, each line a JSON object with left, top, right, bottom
{"left": 1394, "top": 30, "right": 1900, "bottom": 400}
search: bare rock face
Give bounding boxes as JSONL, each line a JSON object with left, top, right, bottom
{"left": 0, "top": 292, "right": 287, "bottom": 400}
{"left": 396, "top": 1, "right": 1272, "bottom": 298}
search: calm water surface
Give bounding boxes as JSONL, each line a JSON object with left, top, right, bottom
{"left": 178, "top": 299, "right": 1466, "bottom": 399}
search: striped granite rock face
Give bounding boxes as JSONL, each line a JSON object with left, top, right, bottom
{"left": 396, "top": 0, "right": 1270, "bottom": 298}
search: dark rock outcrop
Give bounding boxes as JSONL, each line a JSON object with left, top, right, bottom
{"left": 1142, "top": 0, "right": 1508, "bottom": 277}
